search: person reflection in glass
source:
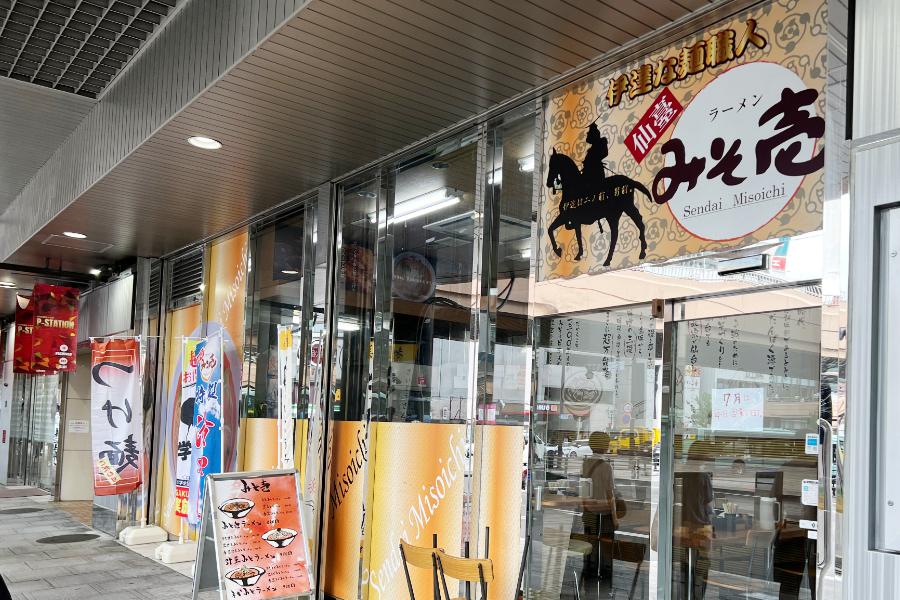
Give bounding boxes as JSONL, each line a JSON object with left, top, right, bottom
{"left": 582, "top": 431, "right": 618, "bottom": 582}
{"left": 675, "top": 440, "right": 715, "bottom": 600}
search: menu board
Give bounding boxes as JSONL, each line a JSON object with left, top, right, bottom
{"left": 193, "top": 470, "right": 314, "bottom": 599}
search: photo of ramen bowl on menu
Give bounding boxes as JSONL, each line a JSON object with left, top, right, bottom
{"left": 225, "top": 566, "right": 265, "bottom": 587}
{"left": 218, "top": 498, "right": 254, "bottom": 518}
{"left": 262, "top": 527, "right": 297, "bottom": 548}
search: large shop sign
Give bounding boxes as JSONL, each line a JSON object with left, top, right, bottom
{"left": 540, "top": 0, "right": 826, "bottom": 280}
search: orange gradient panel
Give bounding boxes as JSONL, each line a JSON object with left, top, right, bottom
{"left": 474, "top": 425, "right": 525, "bottom": 600}
{"left": 207, "top": 228, "right": 249, "bottom": 472}
{"left": 322, "top": 420, "right": 369, "bottom": 599}
{"left": 363, "top": 422, "right": 466, "bottom": 600}
{"left": 155, "top": 303, "right": 202, "bottom": 535}
{"left": 243, "top": 418, "right": 279, "bottom": 471}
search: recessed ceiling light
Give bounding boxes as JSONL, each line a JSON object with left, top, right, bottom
{"left": 89, "top": 268, "right": 102, "bottom": 276}
{"left": 63, "top": 231, "right": 87, "bottom": 239}
{"left": 0, "top": 281, "right": 14, "bottom": 288}
{"left": 187, "top": 136, "right": 222, "bottom": 150}
{"left": 282, "top": 270, "right": 299, "bottom": 275}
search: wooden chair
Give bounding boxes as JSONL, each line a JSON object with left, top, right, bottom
{"left": 435, "top": 549, "right": 494, "bottom": 600}
{"left": 400, "top": 539, "right": 442, "bottom": 600}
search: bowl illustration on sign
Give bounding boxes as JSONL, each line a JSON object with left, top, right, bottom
{"left": 199, "top": 351, "right": 217, "bottom": 383}
{"left": 262, "top": 527, "right": 297, "bottom": 548}
{"left": 225, "top": 566, "right": 265, "bottom": 587}
{"left": 218, "top": 498, "right": 254, "bottom": 518}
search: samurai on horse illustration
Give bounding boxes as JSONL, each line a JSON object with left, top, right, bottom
{"left": 546, "top": 123, "right": 650, "bottom": 265}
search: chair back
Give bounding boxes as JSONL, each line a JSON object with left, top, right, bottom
{"left": 399, "top": 540, "right": 441, "bottom": 600}
{"left": 435, "top": 550, "right": 494, "bottom": 600}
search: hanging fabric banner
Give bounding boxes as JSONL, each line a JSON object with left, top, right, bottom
{"left": 175, "top": 338, "right": 200, "bottom": 518}
{"left": 277, "top": 325, "right": 295, "bottom": 469}
{"left": 188, "top": 331, "right": 224, "bottom": 526}
{"left": 13, "top": 295, "right": 35, "bottom": 374}
{"left": 90, "top": 338, "right": 143, "bottom": 496}
{"left": 31, "top": 283, "right": 80, "bottom": 372}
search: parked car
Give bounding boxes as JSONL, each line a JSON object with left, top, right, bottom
{"left": 562, "top": 440, "right": 593, "bottom": 458}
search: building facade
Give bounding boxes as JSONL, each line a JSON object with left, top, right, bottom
{"left": 2, "top": 0, "right": 895, "bottom": 598}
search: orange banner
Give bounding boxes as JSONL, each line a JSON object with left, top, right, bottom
{"left": 90, "top": 338, "right": 142, "bottom": 496}
{"left": 206, "top": 229, "right": 249, "bottom": 473}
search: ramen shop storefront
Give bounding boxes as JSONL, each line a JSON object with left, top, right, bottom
{"left": 145, "top": 0, "right": 846, "bottom": 598}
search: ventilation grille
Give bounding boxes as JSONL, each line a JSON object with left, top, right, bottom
{"left": 0, "top": 0, "right": 179, "bottom": 98}
{"left": 147, "top": 259, "right": 160, "bottom": 315}
{"left": 168, "top": 249, "right": 201, "bottom": 308}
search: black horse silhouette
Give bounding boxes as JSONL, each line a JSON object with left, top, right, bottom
{"left": 546, "top": 148, "right": 651, "bottom": 266}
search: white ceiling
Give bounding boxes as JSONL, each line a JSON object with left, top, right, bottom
{"left": 4, "top": 0, "right": 724, "bottom": 273}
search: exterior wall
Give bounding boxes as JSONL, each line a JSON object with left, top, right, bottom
{"left": 58, "top": 348, "right": 92, "bottom": 501}
{"left": 846, "top": 0, "right": 900, "bottom": 587}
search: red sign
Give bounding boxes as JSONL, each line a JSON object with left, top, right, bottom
{"left": 623, "top": 86, "right": 683, "bottom": 163}
{"left": 13, "top": 295, "right": 35, "bottom": 374}
{"left": 32, "top": 284, "right": 80, "bottom": 373}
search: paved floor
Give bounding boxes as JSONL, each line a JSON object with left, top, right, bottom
{"left": 0, "top": 494, "right": 216, "bottom": 600}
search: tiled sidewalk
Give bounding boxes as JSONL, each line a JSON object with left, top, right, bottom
{"left": 0, "top": 494, "right": 216, "bottom": 600}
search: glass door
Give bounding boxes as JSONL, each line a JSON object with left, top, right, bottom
{"left": 529, "top": 305, "right": 661, "bottom": 599}
{"left": 5, "top": 372, "right": 61, "bottom": 493}
{"left": 667, "top": 304, "right": 822, "bottom": 600}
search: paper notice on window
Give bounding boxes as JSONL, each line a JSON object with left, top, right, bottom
{"left": 801, "top": 479, "right": 819, "bottom": 506}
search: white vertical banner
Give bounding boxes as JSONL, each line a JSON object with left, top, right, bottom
{"left": 277, "top": 325, "right": 295, "bottom": 469}
{"left": 90, "top": 338, "right": 143, "bottom": 496}
{"left": 175, "top": 337, "right": 200, "bottom": 518}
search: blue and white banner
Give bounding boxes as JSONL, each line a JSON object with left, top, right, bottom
{"left": 187, "top": 330, "right": 224, "bottom": 526}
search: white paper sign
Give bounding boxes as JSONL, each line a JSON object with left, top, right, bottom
{"left": 801, "top": 478, "right": 819, "bottom": 506}
{"left": 276, "top": 325, "right": 295, "bottom": 470}
{"left": 805, "top": 433, "right": 819, "bottom": 455}
{"left": 712, "top": 387, "right": 764, "bottom": 431}
{"left": 67, "top": 419, "right": 89, "bottom": 433}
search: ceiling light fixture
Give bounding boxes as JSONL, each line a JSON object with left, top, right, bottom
{"left": 282, "top": 269, "right": 299, "bottom": 275}
{"left": 518, "top": 155, "right": 535, "bottom": 172}
{"left": 0, "top": 281, "right": 15, "bottom": 288}
{"left": 369, "top": 188, "right": 462, "bottom": 228}
{"left": 187, "top": 136, "right": 222, "bottom": 150}
{"left": 63, "top": 231, "right": 87, "bottom": 239}
{"left": 89, "top": 268, "right": 102, "bottom": 276}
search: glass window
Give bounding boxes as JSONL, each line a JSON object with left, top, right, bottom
{"left": 670, "top": 307, "right": 820, "bottom": 599}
